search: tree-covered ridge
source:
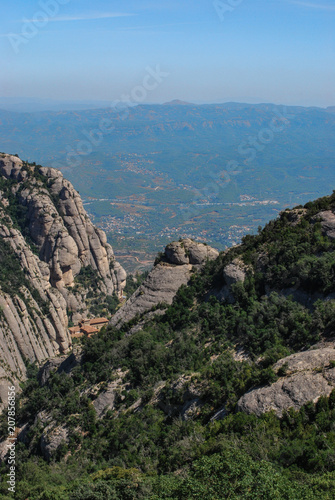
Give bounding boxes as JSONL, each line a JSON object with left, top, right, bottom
{"left": 1, "top": 190, "right": 335, "bottom": 498}
{"left": 3, "top": 392, "right": 335, "bottom": 499}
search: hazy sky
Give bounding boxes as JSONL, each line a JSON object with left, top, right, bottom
{"left": 1, "top": 0, "right": 334, "bottom": 106}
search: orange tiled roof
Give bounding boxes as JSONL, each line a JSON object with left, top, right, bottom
{"left": 69, "top": 326, "right": 81, "bottom": 334}
{"left": 89, "top": 317, "right": 109, "bottom": 325}
{"left": 81, "top": 325, "right": 99, "bottom": 335}
{"left": 79, "top": 319, "right": 91, "bottom": 326}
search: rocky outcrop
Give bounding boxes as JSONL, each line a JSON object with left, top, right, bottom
{"left": 93, "top": 381, "right": 118, "bottom": 418}
{"left": 237, "top": 346, "right": 335, "bottom": 416}
{"left": 38, "top": 349, "right": 83, "bottom": 386}
{"left": 274, "top": 347, "right": 335, "bottom": 375}
{"left": 312, "top": 210, "right": 335, "bottom": 240}
{"left": 165, "top": 239, "right": 218, "bottom": 266}
{"left": 223, "top": 259, "right": 247, "bottom": 286}
{"left": 0, "top": 212, "right": 71, "bottom": 404}
{"left": 0, "top": 290, "right": 68, "bottom": 389}
{"left": 111, "top": 239, "right": 218, "bottom": 329}
{"left": 0, "top": 153, "right": 125, "bottom": 396}
{"left": 217, "top": 258, "right": 247, "bottom": 303}
{"left": 40, "top": 422, "right": 69, "bottom": 461}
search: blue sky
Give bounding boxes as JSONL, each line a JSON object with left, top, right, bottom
{"left": 1, "top": 0, "right": 334, "bottom": 106}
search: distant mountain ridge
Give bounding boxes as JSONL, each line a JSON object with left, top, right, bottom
{"left": 162, "top": 99, "right": 194, "bottom": 106}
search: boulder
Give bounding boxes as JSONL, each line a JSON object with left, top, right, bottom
{"left": 312, "top": 210, "right": 335, "bottom": 240}
{"left": 165, "top": 239, "right": 219, "bottom": 266}
{"left": 237, "top": 346, "right": 335, "bottom": 416}
{"left": 165, "top": 242, "right": 189, "bottom": 265}
{"left": 217, "top": 258, "right": 248, "bottom": 303}
{"left": 274, "top": 348, "right": 335, "bottom": 375}
{"left": 223, "top": 259, "right": 247, "bottom": 286}
{"left": 111, "top": 240, "right": 218, "bottom": 330}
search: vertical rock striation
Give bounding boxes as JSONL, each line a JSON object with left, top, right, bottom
{"left": 0, "top": 154, "right": 126, "bottom": 405}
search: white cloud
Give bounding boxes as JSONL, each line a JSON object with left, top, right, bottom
{"left": 25, "top": 13, "right": 136, "bottom": 23}
{"left": 289, "top": 1, "right": 335, "bottom": 10}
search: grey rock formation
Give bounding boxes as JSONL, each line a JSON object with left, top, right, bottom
{"left": 217, "top": 258, "right": 247, "bottom": 303}
{"left": 0, "top": 215, "right": 72, "bottom": 404}
{"left": 40, "top": 423, "right": 69, "bottom": 461}
{"left": 223, "top": 259, "right": 247, "bottom": 286}
{"left": 237, "top": 346, "right": 335, "bottom": 416}
{"left": 111, "top": 239, "right": 218, "bottom": 329}
{"left": 165, "top": 239, "right": 219, "bottom": 266}
{"left": 93, "top": 381, "right": 118, "bottom": 418}
{"left": 0, "top": 153, "right": 125, "bottom": 397}
{"left": 38, "top": 350, "right": 83, "bottom": 386}
{"left": 274, "top": 348, "right": 335, "bottom": 375}
{"left": 312, "top": 210, "right": 335, "bottom": 240}
{"left": 0, "top": 154, "right": 126, "bottom": 302}
{"left": 111, "top": 262, "right": 192, "bottom": 328}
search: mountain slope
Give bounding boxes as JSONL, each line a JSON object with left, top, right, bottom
{"left": 1, "top": 186, "right": 335, "bottom": 498}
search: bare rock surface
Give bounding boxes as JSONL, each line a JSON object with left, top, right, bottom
{"left": 223, "top": 259, "right": 247, "bottom": 286}
{"left": 217, "top": 258, "right": 248, "bottom": 303}
{"left": 237, "top": 346, "right": 335, "bottom": 416}
{"left": 312, "top": 210, "right": 335, "bottom": 240}
{"left": 165, "top": 239, "right": 219, "bottom": 266}
{"left": 111, "top": 263, "right": 192, "bottom": 328}
{"left": 274, "top": 348, "right": 335, "bottom": 375}
{"left": 0, "top": 154, "right": 126, "bottom": 303}
{"left": 93, "top": 382, "right": 118, "bottom": 418}
{"left": 38, "top": 349, "right": 83, "bottom": 386}
{"left": 111, "top": 239, "right": 218, "bottom": 329}
{"left": 40, "top": 423, "right": 69, "bottom": 461}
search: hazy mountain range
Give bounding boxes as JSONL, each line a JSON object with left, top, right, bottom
{"left": 0, "top": 101, "right": 334, "bottom": 270}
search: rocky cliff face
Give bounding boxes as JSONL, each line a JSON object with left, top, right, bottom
{"left": 111, "top": 238, "right": 219, "bottom": 330}
{"left": 0, "top": 154, "right": 126, "bottom": 402}
{"left": 0, "top": 155, "right": 126, "bottom": 300}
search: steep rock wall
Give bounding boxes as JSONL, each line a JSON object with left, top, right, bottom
{"left": 0, "top": 154, "right": 126, "bottom": 405}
